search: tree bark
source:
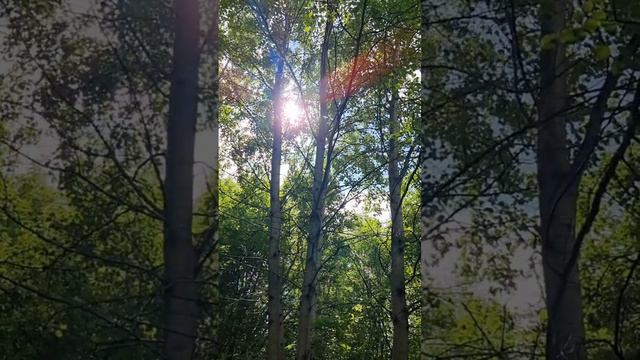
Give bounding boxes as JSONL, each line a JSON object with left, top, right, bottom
{"left": 267, "top": 57, "right": 286, "bottom": 360}
{"left": 388, "top": 88, "right": 409, "bottom": 360}
{"left": 537, "top": 0, "right": 586, "bottom": 358}
{"left": 296, "top": 17, "right": 333, "bottom": 360}
{"left": 163, "top": 0, "right": 202, "bottom": 358}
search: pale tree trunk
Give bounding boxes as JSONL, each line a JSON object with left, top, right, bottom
{"left": 296, "top": 18, "right": 333, "bottom": 360}
{"left": 267, "top": 56, "right": 286, "bottom": 360}
{"left": 419, "top": 0, "right": 430, "bottom": 359}
{"left": 163, "top": 0, "right": 202, "bottom": 358}
{"left": 388, "top": 88, "right": 409, "bottom": 360}
{"left": 537, "top": 0, "right": 586, "bottom": 358}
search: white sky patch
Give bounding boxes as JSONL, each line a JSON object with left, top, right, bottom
{"left": 343, "top": 192, "right": 391, "bottom": 224}
{"left": 280, "top": 163, "right": 289, "bottom": 186}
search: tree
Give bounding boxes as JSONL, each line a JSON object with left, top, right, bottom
{"left": 386, "top": 86, "right": 410, "bottom": 360}
{"left": 536, "top": 1, "right": 639, "bottom": 358}
{"left": 536, "top": 1, "right": 587, "bottom": 357}
{"left": 162, "top": 0, "right": 206, "bottom": 357}
{"left": 267, "top": 41, "right": 286, "bottom": 360}
{"left": 296, "top": 13, "right": 334, "bottom": 359}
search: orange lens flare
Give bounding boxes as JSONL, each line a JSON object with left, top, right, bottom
{"left": 324, "top": 33, "right": 412, "bottom": 103}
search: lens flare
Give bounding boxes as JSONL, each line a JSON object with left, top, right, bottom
{"left": 282, "top": 99, "right": 303, "bottom": 125}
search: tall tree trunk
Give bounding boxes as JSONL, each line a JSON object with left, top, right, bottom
{"left": 537, "top": 0, "right": 586, "bottom": 358}
{"left": 296, "top": 17, "right": 333, "bottom": 360}
{"left": 419, "top": 0, "right": 430, "bottom": 359}
{"left": 388, "top": 88, "right": 409, "bottom": 360}
{"left": 163, "top": 0, "right": 202, "bottom": 358}
{"left": 267, "top": 56, "right": 285, "bottom": 360}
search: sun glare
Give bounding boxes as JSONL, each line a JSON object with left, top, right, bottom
{"left": 282, "top": 99, "right": 303, "bottom": 125}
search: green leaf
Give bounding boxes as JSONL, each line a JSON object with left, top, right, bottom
{"left": 594, "top": 45, "right": 611, "bottom": 61}
{"left": 584, "top": 18, "right": 601, "bottom": 32}
{"left": 593, "top": 9, "right": 607, "bottom": 21}
{"left": 583, "top": 0, "right": 594, "bottom": 12}
{"left": 559, "top": 29, "right": 577, "bottom": 44}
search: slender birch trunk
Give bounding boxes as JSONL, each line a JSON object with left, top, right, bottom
{"left": 267, "top": 57, "right": 286, "bottom": 360}
{"left": 388, "top": 88, "right": 409, "bottom": 360}
{"left": 296, "top": 17, "right": 333, "bottom": 360}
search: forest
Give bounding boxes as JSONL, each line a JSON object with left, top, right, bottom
{"left": 0, "top": 0, "right": 639, "bottom": 359}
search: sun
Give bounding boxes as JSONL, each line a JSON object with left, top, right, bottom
{"left": 282, "top": 99, "right": 303, "bottom": 125}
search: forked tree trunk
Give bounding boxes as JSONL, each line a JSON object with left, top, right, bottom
{"left": 387, "top": 89, "right": 409, "bottom": 360}
{"left": 267, "top": 57, "right": 286, "bottom": 360}
{"left": 296, "top": 17, "right": 333, "bottom": 360}
{"left": 537, "top": 0, "right": 586, "bottom": 358}
{"left": 163, "top": 0, "right": 202, "bottom": 358}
